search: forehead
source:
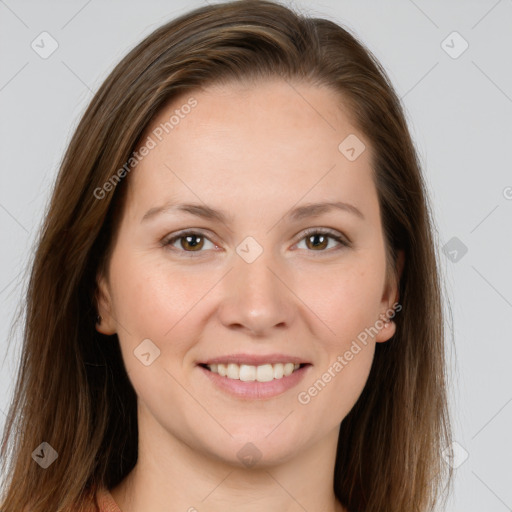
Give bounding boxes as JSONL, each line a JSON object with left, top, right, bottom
{"left": 125, "top": 79, "right": 377, "bottom": 221}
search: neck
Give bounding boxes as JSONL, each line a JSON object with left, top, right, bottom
{"left": 110, "top": 405, "right": 346, "bottom": 512}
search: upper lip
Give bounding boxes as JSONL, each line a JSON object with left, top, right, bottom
{"left": 199, "top": 353, "right": 311, "bottom": 366}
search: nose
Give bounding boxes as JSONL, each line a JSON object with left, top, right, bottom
{"left": 216, "top": 247, "right": 297, "bottom": 337}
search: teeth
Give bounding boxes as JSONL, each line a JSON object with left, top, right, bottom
{"left": 240, "top": 364, "right": 256, "bottom": 381}
{"left": 206, "top": 362, "right": 302, "bottom": 382}
{"left": 227, "top": 363, "right": 239, "bottom": 379}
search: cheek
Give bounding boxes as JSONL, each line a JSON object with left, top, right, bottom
{"left": 107, "top": 252, "right": 200, "bottom": 408}
{"left": 291, "top": 254, "right": 384, "bottom": 413}
{"left": 298, "top": 322, "right": 376, "bottom": 423}
{"left": 330, "top": 344, "right": 375, "bottom": 419}
{"left": 295, "top": 254, "right": 386, "bottom": 343}
{"left": 109, "top": 248, "right": 198, "bottom": 333}
{"left": 295, "top": 330, "right": 376, "bottom": 431}
{"left": 107, "top": 249, "right": 203, "bottom": 378}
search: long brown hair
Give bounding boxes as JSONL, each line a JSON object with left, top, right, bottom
{"left": 0, "top": 1, "right": 453, "bottom": 510}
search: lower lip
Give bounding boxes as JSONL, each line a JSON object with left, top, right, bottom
{"left": 198, "top": 364, "right": 311, "bottom": 400}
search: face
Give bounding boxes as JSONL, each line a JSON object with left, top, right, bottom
{"left": 96, "top": 79, "right": 401, "bottom": 467}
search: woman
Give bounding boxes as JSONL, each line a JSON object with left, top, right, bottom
{"left": 0, "top": 1, "right": 453, "bottom": 511}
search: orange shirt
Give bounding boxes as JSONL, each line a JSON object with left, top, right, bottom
{"left": 92, "top": 487, "right": 122, "bottom": 512}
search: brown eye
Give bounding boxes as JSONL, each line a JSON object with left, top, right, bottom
{"left": 179, "top": 234, "right": 204, "bottom": 251}
{"left": 163, "top": 231, "right": 216, "bottom": 255}
{"left": 305, "top": 233, "right": 329, "bottom": 251}
{"left": 296, "top": 229, "right": 349, "bottom": 253}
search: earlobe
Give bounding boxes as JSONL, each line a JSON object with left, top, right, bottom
{"left": 375, "top": 317, "right": 397, "bottom": 343}
{"left": 376, "top": 249, "right": 405, "bottom": 343}
{"left": 95, "top": 273, "right": 117, "bottom": 335}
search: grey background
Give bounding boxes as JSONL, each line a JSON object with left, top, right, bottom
{"left": 1, "top": 0, "right": 511, "bottom": 510}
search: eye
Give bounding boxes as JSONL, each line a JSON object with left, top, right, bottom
{"left": 161, "top": 228, "right": 350, "bottom": 257}
{"left": 162, "top": 230, "right": 217, "bottom": 256}
{"left": 294, "top": 228, "right": 350, "bottom": 254}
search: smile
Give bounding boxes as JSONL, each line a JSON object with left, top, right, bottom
{"left": 202, "top": 362, "right": 304, "bottom": 382}
{"left": 198, "top": 362, "right": 312, "bottom": 400}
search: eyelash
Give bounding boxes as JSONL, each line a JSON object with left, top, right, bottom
{"left": 161, "top": 228, "right": 350, "bottom": 257}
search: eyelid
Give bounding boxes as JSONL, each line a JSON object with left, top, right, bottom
{"left": 161, "top": 227, "right": 351, "bottom": 256}
{"left": 296, "top": 227, "right": 351, "bottom": 246}
{"left": 161, "top": 228, "right": 219, "bottom": 252}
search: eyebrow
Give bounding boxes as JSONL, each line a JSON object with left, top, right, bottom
{"left": 141, "top": 200, "right": 365, "bottom": 224}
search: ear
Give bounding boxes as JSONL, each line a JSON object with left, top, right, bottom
{"left": 375, "top": 249, "right": 404, "bottom": 343}
{"left": 95, "top": 272, "right": 117, "bottom": 335}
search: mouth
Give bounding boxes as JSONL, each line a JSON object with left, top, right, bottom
{"left": 198, "top": 362, "right": 311, "bottom": 382}
{"left": 197, "top": 360, "right": 312, "bottom": 400}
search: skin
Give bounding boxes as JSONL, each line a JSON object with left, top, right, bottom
{"left": 96, "top": 79, "right": 404, "bottom": 512}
